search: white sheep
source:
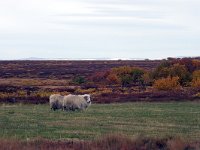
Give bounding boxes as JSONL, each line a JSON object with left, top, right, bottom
{"left": 63, "top": 94, "right": 91, "bottom": 111}
{"left": 49, "top": 94, "right": 64, "bottom": 111}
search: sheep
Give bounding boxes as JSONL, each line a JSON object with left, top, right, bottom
{"left": 63, "top": 94, "right": 91, "bottom": 111}
{"left": 49, "top": 94, "right": 64, "bottom": 111}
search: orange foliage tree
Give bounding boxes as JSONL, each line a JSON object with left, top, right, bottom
{"left": 153, "top": 76, "right": 181, "bottom": 91}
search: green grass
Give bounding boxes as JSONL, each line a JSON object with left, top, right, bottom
{"left": 0, "top": 102, "right": 200, "bottom": 140}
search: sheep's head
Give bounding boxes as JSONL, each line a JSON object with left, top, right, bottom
{"left": 83, "top": 94, "right": 91, "bottom": 106}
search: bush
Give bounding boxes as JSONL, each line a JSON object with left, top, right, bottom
{"left": 153, "top": 76, "right": 181, "bottom": 91}
{"left": 120, "top": 74, "right": 132, "bottom": 87}
{"left": 191, "top": 70, "right": 200, "bottom": 88}
{"left": 169, "top": 64, "right": 192, "bottom": 86}
{"left": 191, "top": 79, "right": 200, "bottom": 88}
{"left": 111, "top": 66, "right": 133, "bottom": 75}
{"left": 110, "top": 66, "right": 146, "bottom": 87}
{"left": 192, "top": 59, "right": 200, "bottom": 70}
{"left": 192, "top": 70, "right": 200, "bottom": 80}
{"left": 106, "top": 73, "right": 120, "bottom": 84}
{"left": 131, "top": 68, "right": 145, "bottom": 84}
{"left": 143, "top": 72, "right": 153, "bottom": 85}
{"left": 89, "top": 71, "right": 109, "bottom": 84}
{"left": 72, "top": 76, "right": 86, "bottom": 84}
{"left": 152, "top": 63, "right": 192, "bottom": 86}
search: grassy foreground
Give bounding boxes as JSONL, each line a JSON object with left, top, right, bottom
{"left": 0, "top": 102, "right": 200, "bottom": 140}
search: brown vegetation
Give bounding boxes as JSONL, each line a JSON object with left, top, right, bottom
{"left": 153, "top": 76, "right": 180, "bottom": 91}
{"left": 0, "top": 134, "right": 199, "bottom": 150}
{"left": 1, "top": 58, "right": 200, "bottom": 104}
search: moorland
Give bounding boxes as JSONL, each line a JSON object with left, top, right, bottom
{"left": 0, "top": 58, "right": 200, "bottom": 150}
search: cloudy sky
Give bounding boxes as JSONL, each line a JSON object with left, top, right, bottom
{"left": 0, "top": 0, "right": 200, "bottom": 60}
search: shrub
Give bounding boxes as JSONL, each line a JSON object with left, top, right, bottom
{"left": 111, "top": 66, "right": 133, "bottom": 75}
{"left": 89, "top": 71, "right": 109, "bottom": 83}
{"left": 131, "top": 68, "right": 145, "bottom": 84}
{"left": 110, "top": 66, "right": 146, "bottom": 87}
{"left": 120, "top": 74, "right": 132, "bottom": 87}
{"left": 192, "top": 70, "right": 200, "bottom": 80}
{"left": 192, "top": 59, "right": 200, "bottom": 70}
{"left": 153, "top": 76, "right": 181, "bottom": 91}
{"left": 142, "top": 72, "right": 153, "bottom": 85}
{"left": 72, "top": 76, "right": 86, "bottom": 84}
{"left": 169, "top": 64, "right": 192, "bottom": 86}
{"left": 191, "top": 70, "right": 200, "bottom": 88}
{"left": 172, "top": 58, "right": 195, "bottom": 73}
{"left": 152, "top": 62, "right": 192, "bottom": 86}
{"left": 106, "top": 73, "right": 120, "bottom": 84}
{"left": 191, "top": 79, "right": 200, "bottom": 88}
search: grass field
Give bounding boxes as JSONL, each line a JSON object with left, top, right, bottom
{"left": 0, "top": 102, "right": 200, "bottom": 141}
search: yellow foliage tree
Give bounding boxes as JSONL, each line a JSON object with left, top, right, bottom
{"left": 153, "top": 76, "right": 180, "bottom": 91}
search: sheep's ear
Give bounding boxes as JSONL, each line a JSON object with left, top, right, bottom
{"left": 84, "top": 96, "right": 88, "bottom": 101}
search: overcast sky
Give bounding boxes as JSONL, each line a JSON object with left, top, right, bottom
{"left": 0, "top": 0, "right": 200, "bottom": 60}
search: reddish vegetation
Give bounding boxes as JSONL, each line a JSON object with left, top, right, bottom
{"left": 0, "top": 135, "right": 199, "bottom": 150}
{"left": 0, "top": 60, "right": 160, "bottom": 79}
{"left": 0, "top": 58, "right": 200, "bottom": 104}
